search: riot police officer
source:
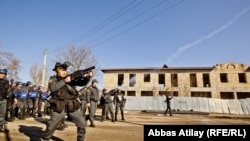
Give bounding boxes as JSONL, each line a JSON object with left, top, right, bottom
{"left": 37, "top": 86, "right": 45, "bottom": 117}
{"left": 26, "top": 81, "right": 34, "bottom": 117}
{"left": 78, "top": 86, "right": 88, "bottom": 119}
{"left": 0, "top": 68, "right": 12, "bottom": 132}
{"left": 41, "top": 61, "right": 93, "bottom": 141}
{"left": 6, "top": 79, "right": 15, "bottom": 122}
{"left": 100, "top": 88, "right": 115, "bottom": 122}
{"left": 113, "top": 89, "right": 126, "bottom": 121}
{"left": 15, "top": 81, "right": 28, "bottom": 120}
{"left": 86, "top": 79, "right": 99, "bottom": 127}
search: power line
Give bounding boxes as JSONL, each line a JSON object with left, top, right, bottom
{"left": 86, "top": 0, "right": 168, "bottom": 45}
{"left": 71, "top": 0, "right": 144, "bottom": 44}
{"left": 92, "top": 0, "right": 185, "bottom": 47}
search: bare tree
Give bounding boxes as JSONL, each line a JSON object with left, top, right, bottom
{"left": 29, "top": 61, "right": 50, "bottom": 87}
{"left": 54, "top": 44, "right": 99, "bottom": 74}
{"left": 0, "top": 45, "right": 21, "bottom": 80}
{"left": 29, "top": 62, "right": 43, "bottom": 86}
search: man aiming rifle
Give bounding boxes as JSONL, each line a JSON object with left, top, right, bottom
{"left": 41, "top": 61, "right": 94, "bottom": 141}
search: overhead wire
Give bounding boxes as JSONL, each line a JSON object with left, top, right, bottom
{"left": 85, "top": 0, "right": 168, "bottom": 45}
{"left": 92, "top": 0, "right": 185, "bottom": 47}
{"left": 71, "top": 0, "right": 144, "bottom": 44}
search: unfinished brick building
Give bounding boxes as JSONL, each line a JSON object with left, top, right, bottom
{"left": 101, "top": 62, "right": 250, "bottom": 99}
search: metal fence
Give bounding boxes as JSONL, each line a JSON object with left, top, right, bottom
{"left": 124, "top": 96, "right": 250, "bottom": 115}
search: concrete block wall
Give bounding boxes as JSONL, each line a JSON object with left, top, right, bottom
{"left": 124, "top": 96, "right": 250, "bottom": 115}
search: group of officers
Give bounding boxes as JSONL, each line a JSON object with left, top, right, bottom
{"left": 0, "top": 61, "right": 127, "bottom": 141}
{"left": 6, "top": 80, "right": 50, "bottom": 121}
{"left": 0, "top": 69, "right": 51, "bottom": 133}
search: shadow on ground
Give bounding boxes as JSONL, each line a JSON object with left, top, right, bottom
{"left": 19, "top": 117, "right": 66, "bottom": 141}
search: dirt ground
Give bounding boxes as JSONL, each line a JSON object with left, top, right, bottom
{"left": 0, "top": 109, "right": 250, "bottom": 141}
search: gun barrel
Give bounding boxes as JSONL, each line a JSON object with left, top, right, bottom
{"left": 68, "top": 66, "right": 95, "bottom": 86}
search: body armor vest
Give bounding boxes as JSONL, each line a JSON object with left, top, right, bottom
{"left": 0, "top": 79, "right": 8, "bottom": 99}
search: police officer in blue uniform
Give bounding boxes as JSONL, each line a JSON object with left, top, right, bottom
{"left": 41, "top": 61, "right": 93, "bottom": 141}
{"left": 26, "top": 81, "right": 34, "bottom": 117}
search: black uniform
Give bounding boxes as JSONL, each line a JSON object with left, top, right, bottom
{"left": 41, "top": 75, "right": 90, "bottom": 141}
{"left": 164, "top": 95, "right": 173, "bottom": 116}
{"left": 100, "top": 89, "right": 115, "bottom": 122}
{"left": 113, "top": 91, "right": 126, "bottom": 121}
{"left": 37, "top": 87, "right": 44, "bottom": 117}
{"left": 6, "top": 81, "right": 15, "bottom": 122}
{"left": 0, "top": 77, "right": 11, "bottom": 131}
{"left": 86, "top": 84, "right": 99, "bottom": 127}
{"left": 78, "top": 87, "right": 88, "bottom": 118}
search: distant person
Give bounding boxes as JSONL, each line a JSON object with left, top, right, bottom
{"left": 6, "top": 79, "right": 16, "bottom": 122}
{"left": 86, "top": 79, "right": 99, "bottom": 127}
{"left": 26, "top": 81, "right": 34, "bottom": 117}
{"left": 100, "top": 88, "right": 115, "bottom": 122}
{"left": 0, "top": 69, "right": 12, "bottom": 132}
{"left": 164, "top": 94, "right": 173, "bottom": 116}
{"left": 78, "top": 86, "right": 88, "bottom": 119}
{"left": 15, "top": 81, "right": 28, "bottom": 120}
{"left": 37, "top": 86, "right": 45, "bottom": 117}
{"left": 113, "top": 89, "right": 126, "bottom": 121}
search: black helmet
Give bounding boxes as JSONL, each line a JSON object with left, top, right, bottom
{"left": 15, "top": 81, "right": 22, "bottom": 85}
{"left": 0, "top": 68, "right": 7, "bottom": 74}
{"left": 26, "top": 81, "right": 33, "bottom": 86}
{"left": 53, "top": 61, "right": 71, "bottom": 71}
{"left": 92, "top": 79, "right": 98, "bottom": 83}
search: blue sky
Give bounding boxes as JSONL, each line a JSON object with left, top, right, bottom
{"left": 0, "top": 0, "right": 250, "bottom": 88}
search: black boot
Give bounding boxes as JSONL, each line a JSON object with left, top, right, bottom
{"left": 32, "top": 108, "right": 36, "bottom": 118}
{"left": 38, "top": 113, "right": 42, "bottom": 117}
{"left": 7, "top": 110, "right": 15, "bottom": 122}
{"left": 77, "top": 127, "right": 86, "bottom": 141}
{"left": 15, "top": 107, "right": 19, "bottom": 118}
{"left": 121, "top": 111, "right": 125, "bottom": 120}
{"left": 20, "top": 108, "right": 26, "bottom": 120}
{"left": 115, "top": 113, "right": 118, "bottom": 121}
{"left": 111, "top": 116, "right": 115, "bottom": 122}
{"left": 90, "top": 121, "right": 95, "bottom": 127}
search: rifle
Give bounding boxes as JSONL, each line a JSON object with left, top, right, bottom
{"left": 68, "top": 66, "right": 95, "bottom": 86}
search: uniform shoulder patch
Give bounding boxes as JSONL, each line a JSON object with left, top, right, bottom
{"left": 86, "top": 88, "right": 90, "bottom": 92}
{"left": 49, "top": 76, "right": 56, "bottom": 84}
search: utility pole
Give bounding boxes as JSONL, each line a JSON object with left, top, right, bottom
{"left": 41, "top": 49, "right": 47, "bottom": 87}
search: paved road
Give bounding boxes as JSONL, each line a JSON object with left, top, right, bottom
{"left": 0, "top": 109, "right": 250, "bottom": 141}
